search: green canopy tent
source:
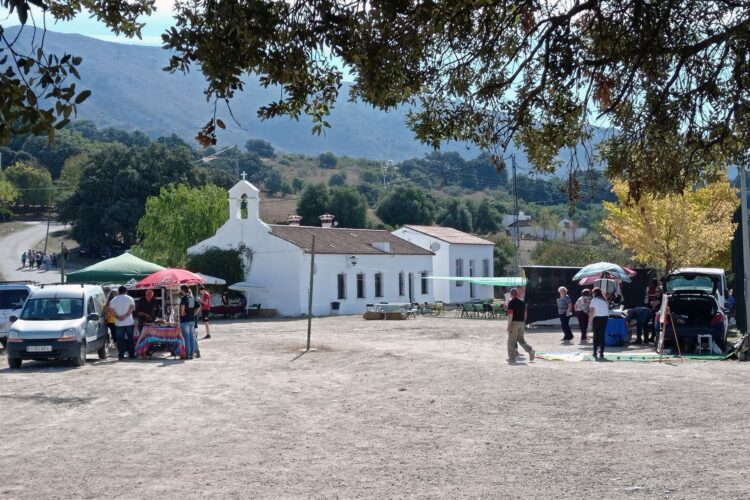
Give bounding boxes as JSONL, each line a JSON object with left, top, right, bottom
{"left": 426, "top": 276, "right": 527, "bottom": 287}
{"left": 65, "top": 253, "right": 165, "bottom": 284}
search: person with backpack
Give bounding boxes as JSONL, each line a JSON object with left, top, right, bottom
{"left": 574, "top": 289, "right": 592, "bottom": 342}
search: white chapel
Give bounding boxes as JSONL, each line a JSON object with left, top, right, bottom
{"left": 188, "top": 179, "right": 435, "bottom": 316}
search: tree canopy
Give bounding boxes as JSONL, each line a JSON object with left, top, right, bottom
{"left": 603, "top": 180, "right": 738, "bottom": 274}
{"left": 132, "top": 184, "right": 228, "bottom": 267}
{"left": 59, "top": 142, "right": 202, "bottom": 246}
{"left": 376, "top": 186, "right": 436, "bottom": 226}
{"left": 5, "top": 1, "right": 749, "bottom": 199}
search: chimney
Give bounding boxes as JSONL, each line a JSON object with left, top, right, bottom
{"left": 287, "top": 215, "right": 302, "bottom": 226}
{"left": 319, "top": 213, "right": 335, "bottom": 228}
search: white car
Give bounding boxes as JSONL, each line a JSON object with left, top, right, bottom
{"left": 6, "top": 284, "right": 108, "bottom": 368}
{"left": 0, "top": 282, "right": 38, "bottom": 348}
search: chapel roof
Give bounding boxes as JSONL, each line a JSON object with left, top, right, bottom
{"left": 269, "top": 225, "right": 434, "bottom": 255}
{"left": 402, "top": 225, "right": 495, "bottom": 245}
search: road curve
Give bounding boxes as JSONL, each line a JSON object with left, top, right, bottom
{"left": 0, "top": 221, "right": 67, "bottom": 284}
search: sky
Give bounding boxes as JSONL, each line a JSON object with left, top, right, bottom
{"left": 3, "top": 0, "right": 176, "bottom": 45}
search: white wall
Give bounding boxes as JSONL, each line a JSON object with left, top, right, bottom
{"left": 446, "top": 244, "right": 494, "bottom": 303}
{"left": 392, "top": 227, "right": 494, "bottom": 304}
{"left": 305, "top": 253, "right": 434, "bottom": 316}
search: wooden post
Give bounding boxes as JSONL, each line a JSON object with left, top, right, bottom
{"left": 306, "top": 235, "right": 316, "bottom": 351}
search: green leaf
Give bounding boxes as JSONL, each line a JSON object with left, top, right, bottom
{"left": 74, "top": 89, "right": 91, "bottom": 104}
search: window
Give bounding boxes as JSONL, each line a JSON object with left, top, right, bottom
{"left": 469, "top": 260, "right": 476, "bottom": 299}
{"left": 421, "top": 272, "right": 429, "bottom": 294}
{"left": 239, "top": 194, "right": 248, "bottom": 219}
{"left": 455, "top": 258, "right": 464, "bottom": 286}
{"left": 337, "top": 273, "right": 347, "bottom": 300}
{"left": 482, "top": 258, "right": 490, "bottom": 278}
{"left": 375, "top": 273, "right": 383, "bottom": 298}
{"left": 398, "top": 272, "right": 405, "bottom": 296}
{"left": 356, "top": 273, "right": 366, "bottom": 299}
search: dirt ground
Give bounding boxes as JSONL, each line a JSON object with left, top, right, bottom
{"left": 1, "top": 315, "right": 749, "bottom": 499}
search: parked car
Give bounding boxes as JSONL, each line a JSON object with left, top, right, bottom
{"left": 6, "top": 284, "right": 109, "bottom": 368}
{"left": 656, "top": 268, "right": 728, "bottom": 352}
{"left": 0, "top": 282, "right": 38, "bottom": 348}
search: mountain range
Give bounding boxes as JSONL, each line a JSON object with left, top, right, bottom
{"left": 6, "top": 26, "right": 608, "bottom": 170}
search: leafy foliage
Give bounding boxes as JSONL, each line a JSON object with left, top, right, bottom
{"left": 603, "top": 180, "right": 738, "bottom": 274}
{"left": 318, "top": 152, "right": 338, "bottom": 169}
{"left": 531, "top": 239, "right": 634, "bottom": 268}
{"left": 59, "top": 142, "right": 202, "bottom": 246}
{"left": 186, "top": 247, "right": 245, "bottom": 285}
{"left": 436, "top": 199, "right": 473, "bottom": 233}
{"left": 376, "top": 186, "right": 436, "bottom": 226}
{"left": 0, "top": 171, "right": 19, "bottom": 212}
{"left": 296, "top": 184, "right": 330, "bottom": 226}
{"left": 327, "top": 187, "right": 367, "bottom": 229}
{"left": 131, "top": 184, "right": 228, "bottom": 268}
{"left": 3, "top": 161, "right": 53, "bottom": 206}
{"left": 245, "top": 138, "right": 275, "bottom": 158}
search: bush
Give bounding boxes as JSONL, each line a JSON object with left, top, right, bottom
{"left": 318, "top": 152, "right": 338, "bottom": 169}
{"left": 186, "top": 247, "right": 245, "bottom": 285}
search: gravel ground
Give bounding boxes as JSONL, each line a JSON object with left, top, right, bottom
{"left": 1, "top": 315, "right": 749, "bottom": 499}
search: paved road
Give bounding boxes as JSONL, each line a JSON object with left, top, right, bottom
{"left": 0, "top": 221, "right": 67, "bottom": 283}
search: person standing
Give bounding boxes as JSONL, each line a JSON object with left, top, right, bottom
{"left": 110, "top": 286, "right": 136, "bottom": 360}
{"left": 43, "top": 253, "right": 50, "bottom": 271}
{"left": 557, "top": 286, "right": 574, "bottom": 341}
{"left": 574, "top": 289, "right": 592, "bottom": 342}
{"left": 589, "top": 287, "right": 610, "bottom": 360}
{"left": 136, "top": 289, "right": 160, "bottom": 334}
{"left": 51, "top": 252, "right": 58, "bottom": 269}
{"left": 103, "top": 291, "right": 118, "bottom": 347}
{"left": 179, "top": 285, "right": 199, "bottom": 359}
{"left": 35, "top": 251, "right": 42, "bottom": 270}
{"left": 21, "top": 251, "right": 26, "bottom": 269}
{"left": 198, "top": 285, "right": 212, "bottom": 339}
{"left": 506, "top": 288, "right": 535, "bottom": 364}
{"left": 62, "top": 243, "right": 69, "bottom": 263}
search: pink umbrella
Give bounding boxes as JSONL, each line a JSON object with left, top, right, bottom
{"left": 135, "top": 268, "right": 204, "bottom": 288}
{"left": 578, "top": 267, "right": 637, "bottom": 285}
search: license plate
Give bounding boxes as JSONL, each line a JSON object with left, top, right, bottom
{"left": 27, "top": 345, "right": 52, "bottom": 353}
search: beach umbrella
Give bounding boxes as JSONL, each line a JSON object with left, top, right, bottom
{"left": 195, "top": 273, "right": 226, "bottom": 285}
{"left": 572, "top": 262, "right": 636, "bottom": 283}
{"left": 135, "top": 268, "right": 204, "bottom": 288}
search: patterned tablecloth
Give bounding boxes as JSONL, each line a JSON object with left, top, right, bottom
{"left": 135, "top": 323, "right": 186, "bottom": 359}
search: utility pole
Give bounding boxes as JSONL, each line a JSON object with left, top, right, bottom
{"left": 306, "top": 235, "right": 316, "bottom": 351}
{"left": 739, "top": 166, "right": 750, "bottom": 334}
{"left": 511, "top": 154, "right": 521, "bottom": 276}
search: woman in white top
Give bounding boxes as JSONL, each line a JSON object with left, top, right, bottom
{"left": 588, "top": 287, "right": 610, "bottom": 360}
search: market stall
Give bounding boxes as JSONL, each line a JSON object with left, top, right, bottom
{"left": 135, "top": 323, "right": 186, "bottom": 358}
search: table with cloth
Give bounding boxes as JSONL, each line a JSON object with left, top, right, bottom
{"left": 135, "top": 323, "right": 186, "bottom": 359}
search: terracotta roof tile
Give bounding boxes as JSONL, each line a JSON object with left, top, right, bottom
{"left": 269, "top": 225, "right": 434, "bottom": 255}
{"left": 402, "top": 225, "right": 495, "bottom": 245}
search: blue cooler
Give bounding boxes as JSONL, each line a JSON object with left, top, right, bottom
{"left": 604, "top": 317, "right": 628, "bottom": 347}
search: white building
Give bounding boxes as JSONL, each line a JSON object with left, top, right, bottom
{"left": 188, "top": 179, "right": 434, "bottom": 316}
{"left": 391, "top": 225, "right": 495, "bottom": 304}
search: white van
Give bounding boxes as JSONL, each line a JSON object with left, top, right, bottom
{"left": 0, "top": 282, "right": 38, "bottom": 348}
{"left": 6, "top": 284, "right": 108, "bottom": 368}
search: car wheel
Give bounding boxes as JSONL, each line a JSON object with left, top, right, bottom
{"left": 8, "top": 357, "right": 21, "bottom": 369}
{"left": 97, "top": 342, "right": 108, "bottom": 360}
{"left": 71, "top": 342, "right": 86, "bottom": 367}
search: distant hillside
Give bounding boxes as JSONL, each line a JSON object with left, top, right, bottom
{"left": 5, "top": 26, "right": 477, "bottom": 160}
{"left": 5, "top": 27, "right": 610, "bottom": 169}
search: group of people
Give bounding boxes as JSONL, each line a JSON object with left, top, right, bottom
{"left": 102, "top": 284, "right": 212, "bottom": 361}
{"left": 21, "top": 246, "right": 67, "bottom": 272}
{"left": 549, "top": 278, "right": 669, "bottom": 360}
